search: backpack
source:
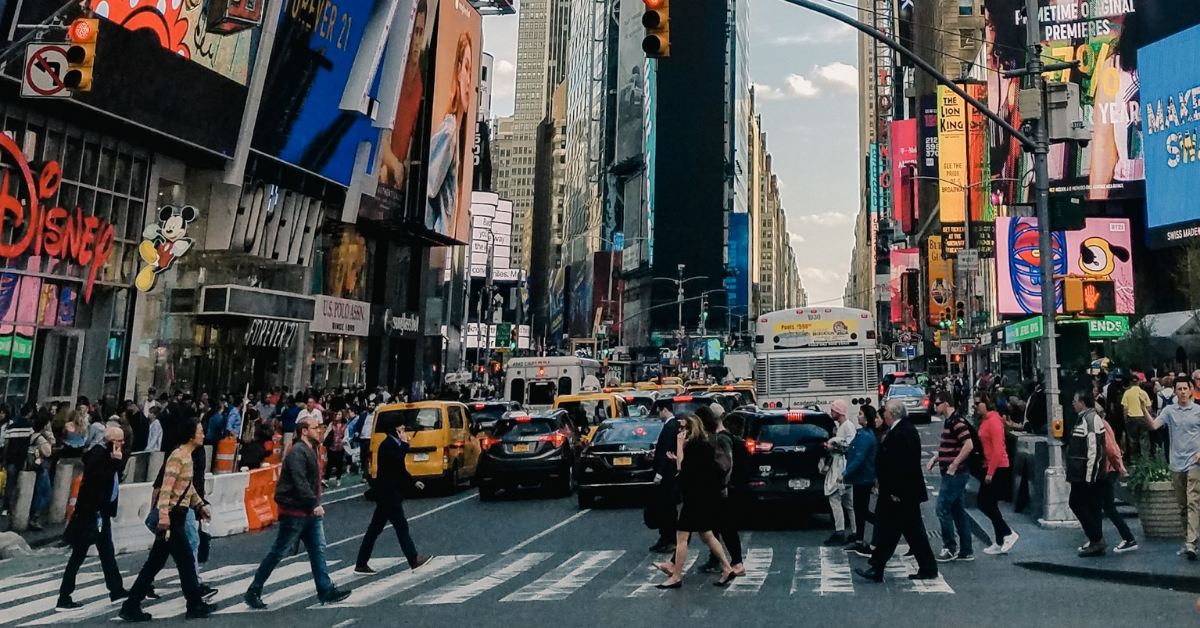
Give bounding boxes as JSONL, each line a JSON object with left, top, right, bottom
{"left": 952, "top": 415, "right": 986, "bottom": 478}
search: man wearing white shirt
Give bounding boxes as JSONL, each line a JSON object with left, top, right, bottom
{"left": 298, "top": 398, "right": 324, "bottom": 426}
{"left": 824, "top": 399, "right": 857, "bottom": 547}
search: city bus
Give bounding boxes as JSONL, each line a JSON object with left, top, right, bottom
{"left": 504, "top": 356, "right": 603, "bottom": 411}
{"left": 754, "top": 306, "right": 879, "bottom": 414}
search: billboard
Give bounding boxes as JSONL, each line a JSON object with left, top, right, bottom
{"left": 889, "top": 248, "right": 919, "bottom": 323}
{"left": 936, "top": 85, "right": 967, "bottom": 226}
{"left": 567, "top": 258, "right": 594, "bottom": 338}
{"left": 770, "top": 319, "right": 859, "bottom": 349}
{"left": 253, "top": 0, "right": 402, "bottom": 186}
{"left": 995, "top": 216, "right": 1134, "bottom": 316}
{"left": 728, "top": 213, "right": 750, "bottom": 316}
{"left": 918, "top": 94, "right": 939, "bottom": 180}
{"left": 1141, "top": 22, "right": 1200, "bottom": 247}
{"left": 615, "top": 0, "right": 646, "bottom": 163}
{"left": 891, "top": 119, "right": 918, "bottom": 233}
{"left": 927, "top": 235, "right": 953, "bottom": 325}
{"left": 425, "top": 0, "right": 483, "bottom": 242}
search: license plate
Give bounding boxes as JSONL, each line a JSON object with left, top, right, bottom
{"left": 413, "top": 453, "right": 430, "bottom": 462}
{"left": 788, "top": 478, "right": 810, "bottom": 490}
{"left": 512, "top": 444, "right": 531, "bottom": 453}
{"left": 613, "top": 456, "right": 632, "bottom": 466}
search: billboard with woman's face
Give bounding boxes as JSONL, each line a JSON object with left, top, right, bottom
{"left": 425, "top": 0, "right": 482, "bottom": 242}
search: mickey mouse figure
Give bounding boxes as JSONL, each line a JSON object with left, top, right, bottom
{"left": 136, "top": 205, "right": 197, "bottom": 291}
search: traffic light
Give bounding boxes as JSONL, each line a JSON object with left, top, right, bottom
{"left": 65, "top": 18, "right": 99, "bottom": 91}
{"left": 701, "top": 299, "right": 708, "bottom": 323}
{"left": 642, "top": 0, "right": 669, "bottom": 58}
{"left": 954, "top": 300, "right": 966, "bottom": 329}
{"left": 1064, "top": 277, "right": 1117, "bottom": 314}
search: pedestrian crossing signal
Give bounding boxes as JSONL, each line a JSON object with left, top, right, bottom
{"left": 642, "top": 0, "right": 669, "bottom": 58}
{"left": 64, "top": 18, "right": 98, "bottom": 91}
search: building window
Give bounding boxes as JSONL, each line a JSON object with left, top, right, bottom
{"left": 958, "top": 0, "right": 972, "bottom": 15}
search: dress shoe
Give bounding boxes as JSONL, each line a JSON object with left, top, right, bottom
{"left": 320, "top": 587, "right": 352, "bottom": 604}
{"left": 411, "top": 555, "right": 433, "bottom": 570}
{"left": 56, "top": 597, "right": 83, "bottom": 611}
{"left": 185, "top": 601, "right": 217, "bottom": 619}
{"left": 654, "top": 580, "right": 683, "bottom": 589}
{"left": 908, "top": 570, "right": 939, "bottom": 580}
{"left": 119, "top": 605, "right": 152, "bottom": 622}
{"left": 854, "top": 567, "right": 883, "bottom": 583}
{"left": 244, "top": 591, "right": 267, "bottom": 610}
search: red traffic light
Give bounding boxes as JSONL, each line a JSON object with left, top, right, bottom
{"left": 70, "top": 18, "right": 98, "bottom": 42}
{"left": 643, "top": 0, "right": 663, "bottom": 6}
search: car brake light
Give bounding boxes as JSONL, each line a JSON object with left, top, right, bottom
{"left": 481, "top": 436, "right": 499, "bottom": 450}
{"left": 922, "top": 398, "right": 930, "bottom": 407}
{"left": 443, "top": 449, "right": 449, "bottom": 465}
{"left": 755, "top": 441, "right": 774, "bottom": 452}
{"left": 745, "top": 438, "right": 756, "bottom": 454}
{"left": 786, "top": 412, "right": 804, "bottom": 422}
{"left": 725, "top": 385, "right": 734, "bottom": 391}
{"left": 475, "top": 403, "right": 485, "bottom": 409}
{"left": 625, "top": 396, "right": 635, "bottom": 402}
{"left": 538, "top": 431, "right": 566, "bottom": 448}
{"left": 516, "top": 416, "right": 531, "bottom": 422}
{"left": 675, "top": 395, "right": 692, "bottom": 401}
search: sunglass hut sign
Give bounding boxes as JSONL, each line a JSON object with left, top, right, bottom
{"left": 0, "top": 134, "right": 114, "bottom": 302}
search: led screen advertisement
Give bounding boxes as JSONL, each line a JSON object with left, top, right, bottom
{"left": 728, "top": 213, "right": 750, "bottom": 317}
{"left": 995, "top": 216, "right": 1134, "bottom": 316}
{"left": 889, "top": 248, "right": 919, "bottom": 324}
{"left": 424, "top": 0, "right": 483, "bottom": 242}
{"left": 891, "top": 119, "right": 918, "bottom": 233}
{"left": 1140, "top": 21, "right": 1200, "bottom": 247}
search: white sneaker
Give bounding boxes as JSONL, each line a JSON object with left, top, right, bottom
{"left": 982, "top": 543, "right": 1004, "bottom": 555}
{"left": 1000, "top": 532, "right": 1019, "bottom": 553}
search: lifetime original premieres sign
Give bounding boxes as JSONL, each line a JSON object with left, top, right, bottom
{"left": 310, "top": 295, "right": 370, "bottom": 337}
{"left": 0, "top": 133, "right": 114, "bottom": 302}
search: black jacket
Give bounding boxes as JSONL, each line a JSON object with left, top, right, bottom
{"left": 75, "top": 443, "right": 128, "bottom": 520}
{"left": 652, "top": 417, "right": 680, "bottom": 481}
{"left": 275, "top": 439, "right": 321, "bottom": 514}
{"left": 374, "top": 436, "right": 419, "bottom": 502}
{"left": 876, "top": 419, "right": 928, "bottom": 505}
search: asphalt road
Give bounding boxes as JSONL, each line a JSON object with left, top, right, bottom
{"left": 1, "top": 425, "right": 1196, "bottom": 627}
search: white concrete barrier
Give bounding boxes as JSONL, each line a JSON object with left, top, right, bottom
{"left": 145, "top": 451, "right": 165, "bottom": 485}
{"left": 47, "top": 459, "right": 83, "bottom": 524}
{"left": 204, "top": 471, "right": 250, "bottom": 537}
{"left": 111, "top": 481, "right": 155, "bottom": 555}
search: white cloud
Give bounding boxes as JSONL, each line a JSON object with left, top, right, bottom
{"left": 814, "top": 62, "right": 858, "bottom": 93}
{"left": 770, "top": 24, "right": 855, "bottom": 46}
{"left": 754, "top": 74, "right": 821, "bottom": 100}
{"left": 795, "top": 211, "right": 855, "bottom": 226}
{"left": 753, "top": 82, "right": 788, "bottom": 101}
{"left": 789, "top": 232, "right": 805, "bottom": 246}
{"left": 785, "top": 74, "right": 820, "bottom": 98}
{"left": 492, "top": 59, "right": 516, "bottom": 99}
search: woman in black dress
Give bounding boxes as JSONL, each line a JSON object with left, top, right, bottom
{"left": 654, "top": 414, "right": 736, "bottom": 588}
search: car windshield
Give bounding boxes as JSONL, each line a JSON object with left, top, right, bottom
{"left": 558, "top": 400, "right": 613, "bottom": 428}
{"left": 528, "top": 382, "right": 557, "bottom": 405}
{"left": 889, "top": 386, "right": 924, "bottom": 397}
{"left": 470, "top": 406, "right": 508, "bottom": 423}
{"left": 593, "top": 421, "right": 663, "bottom": 447}
{"left": 753, "top": 422, "right": 830, "bottom": 446}
{"left": 494, "top": 419, "right": 557, "bottom": 439}
{"left": 376, "top": 408, "right": 442, "bottom": 433}
{"left": 624, "top": 396, "right": 655, "bottom": 414}
{"left": 672, "top": 399, "right": 712, "bottom": 415}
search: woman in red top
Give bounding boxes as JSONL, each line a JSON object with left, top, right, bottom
{"left": 976, "top": 395, "right": 1019, "bottom": 555}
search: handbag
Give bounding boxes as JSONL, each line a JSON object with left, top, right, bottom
{"left": 144, "top": 479, "right": 192, "bottom": 534}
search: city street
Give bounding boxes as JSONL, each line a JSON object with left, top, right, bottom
{"left": 1, "top": 425, "right": 1195, "bottom": 627}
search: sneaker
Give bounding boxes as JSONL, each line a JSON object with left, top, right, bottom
{"left": 823, "top": 532, "right": 847, "bottom": 547}
{"left": 956, "top": 553, "right": 974, "bottom": 562}
{"left": 1113, "top": 540, "right": 1138, "bottom": 553}
{"left": 982, "top": 543, "right": 1004, "bottom": 555}
{"left": 119, "top": 606, "right": 152, "bottom": 622}
{"left": 1000, "top": 531, "right": 1020, "bottom": 553}
{"left": 1079, "top": 542, "right": 1091, "bottom": 553}
{"left": 1079, "top": 541, "right": 1107, "bottom": 558}
{"left": 244, "top": 591, "right": 267, "bottom": 610}
{"left": 56, "top": 598, "right": 83, "bottom": 611}
{"left": 935, "top": 549, "right": 956, "bottom": 562}
{"left": 411, "top": 555, "right": 432, "bottom": 570}
{"left": 199, "top": 585, "right": 218, "bottom": 599}
{"left": 852, "top": 543, "right": 874, "bottom": 558}
{"left": 354, "top": 564, "right": 378, "bottom": 575}
{"left": 320, "top": 587, "right": 352, "bottom": 605}
{"left": 185, "top": 601, "right": 217, "bottom": 619}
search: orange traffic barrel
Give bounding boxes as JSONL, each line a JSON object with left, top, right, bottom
{"left": 214, "top": 436, "right": 238, "bottom": 473}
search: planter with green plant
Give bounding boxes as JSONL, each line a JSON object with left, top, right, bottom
{"left": 1127, "top": 455, "right": 1184, "bottom": 540}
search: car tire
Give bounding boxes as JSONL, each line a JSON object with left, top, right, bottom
{"left": 577, "top": 490, "right": 595, "bottom": 509}
{"left": 478, "top": 482, "right": 498, "bottom": 501}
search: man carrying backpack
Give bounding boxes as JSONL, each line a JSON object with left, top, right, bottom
{"left": 1069, "top": 389, "right": 1109, "bottom": 557}
{"left": 928, "top": 392, "right": 976, "bottom": 562}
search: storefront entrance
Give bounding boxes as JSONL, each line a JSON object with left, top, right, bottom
{"left": 35, "top": 329, "right": 86, "bottom": 404}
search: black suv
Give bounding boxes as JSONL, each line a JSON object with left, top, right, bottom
{"left": 467, "top": 400, "right": 523, "bottom": 434}
{"left": 476, "top": 409, "right": 580, "bottom": 500}
{"left": 576, "top": 418, "right": 665, "bottom": 508}
{"left": 729, "top": 408, "right": 836, "bottom": 505}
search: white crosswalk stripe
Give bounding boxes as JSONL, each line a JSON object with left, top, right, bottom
{"left": 722, "top": 548, "right": 772, "bottom": 596}
{"left": 896, "top": 556, "right": 955, "bottom": 594}
{"left": 220, "top": 559, "right": 403, "bottom": 614}
{"left": 137, "top": 560, "right": 337, "bottom": 620}
{"left": 793, "top": 547, "right": 854, "bottom": 595}
{"left": 0, "top": 572, "right": 104, "bottom": 606}
{"left": 3, "top": 575, "right": 133, "bottom": 626}
{"left": 317, "top": 554, "right": 482, "bottom": 609}
{"left": 600, "top": 552, "right": 699, "bottom": 599}
{"left": 406, "top": 553, "right": 553, "bottom": 605}
{"left": 501, "top": 551, "right": 624, "bottom": 602}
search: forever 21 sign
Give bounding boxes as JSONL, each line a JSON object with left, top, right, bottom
{"left": 0, "top": 133, "right": 115, "bottom": 302}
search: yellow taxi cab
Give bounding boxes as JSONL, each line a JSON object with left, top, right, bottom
{"left": 603, "top": 385, "right": 634, "bottom": 393}
{"left": 370, "top": 401, "right": 481, "bottom": 491}
{"left": 662, "top": 376, "right": 683, "bottom": 385}
{"left": 684, "top": 381, "right": 711, "bottom": 395}
{"left": 553, "top": 393, "right": 630, "bottom": 441}
{"left": 708, "top": 383, "right": 757, "bottom": 407}
{"left": 634, "top": 381, "right": 685, "bottom": 395}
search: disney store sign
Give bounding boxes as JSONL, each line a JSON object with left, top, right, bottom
{"left": 0, "top": 133, "right": 115, "bottom": 302}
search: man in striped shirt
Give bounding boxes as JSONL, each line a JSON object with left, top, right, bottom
{"left": 927, "top": 392, "right": 975, "bottom": 562}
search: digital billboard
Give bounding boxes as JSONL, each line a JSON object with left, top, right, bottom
{"left": 891, "top": 119, "right": 918, "bottom": 233}
{"left": 728, "top": 213, "right": 750, "bottom": 317}
{"left": 425, "top": 0, "right": 483, "bottom": 242}
{"left": 926, "top": 235, "right": 952, "bottom": 325}
{"left": 1141, "top": 21, "right": 1200, "bottom": 247}
{"left": 995, "top": 216, "right": 1133, "bottom": 316}
{"left": 889, "top": 248, "right": 919, "bottom": 324}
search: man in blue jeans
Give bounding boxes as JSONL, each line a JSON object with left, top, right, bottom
{"left": 927, "top": 392, "right": 975, "bottom": 562}
{"left": 244, "top": 418, "right": 350, "bottom": 608}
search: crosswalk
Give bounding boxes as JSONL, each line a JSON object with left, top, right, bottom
{"left": 0, "top": 546, "right": 956, "bottom": 623}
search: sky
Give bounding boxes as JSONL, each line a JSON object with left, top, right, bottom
{"left": 480, "top": 0, "right": 860, "bottom": 307}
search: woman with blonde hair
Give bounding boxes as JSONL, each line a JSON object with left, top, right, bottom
{"left": 654, "top": 414, "right": 736, "bottom": 588}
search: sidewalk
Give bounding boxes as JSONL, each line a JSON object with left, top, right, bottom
{"left": 964, "top": 487, "right": 1200, "bottom": 593}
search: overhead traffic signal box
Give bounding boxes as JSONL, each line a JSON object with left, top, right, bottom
{"left": 65, "top": 18, "right": 99, "bottom": 91}
{"left": 1064, "top": 277, "right": 1116, "bottom": 315}
{"left": 642, "top": 0, "right": 669, "bottom": 58}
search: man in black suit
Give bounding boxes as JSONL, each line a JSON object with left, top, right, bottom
{"left": 649, "top": 400, "right": 681, "bottom": 553}
{"left": 354, "top": 422, "right": 431, "bottom": 574}
{"left": 855, "top": 401, "right": 939, "bottom": 582}
{"left": 57, "top": 426, "right": 129, "bottom": 609}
